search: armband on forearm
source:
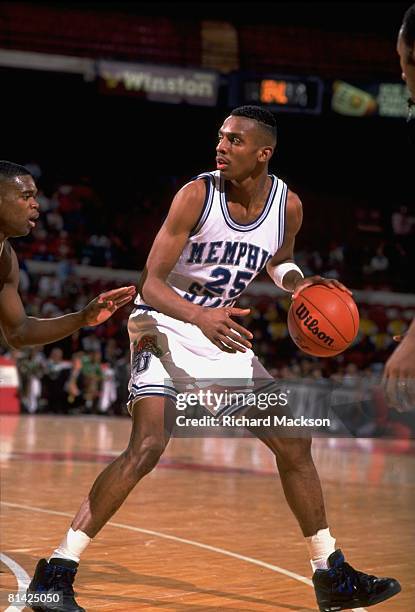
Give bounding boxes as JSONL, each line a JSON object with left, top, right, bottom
{"left": 269, "top": 262, "right": 304, "bottom": 291}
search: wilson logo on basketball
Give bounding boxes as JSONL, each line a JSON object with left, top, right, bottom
{"left": 295, "top": 303, "right": 334, "bottom": 346}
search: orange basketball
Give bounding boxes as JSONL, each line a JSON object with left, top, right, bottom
{"left": 287, "top": 284, "right": 359, "bottom": 357}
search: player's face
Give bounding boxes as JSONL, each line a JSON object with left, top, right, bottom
{"left": 397, "top": 29, "right": 415, "bottom": 102}
{"left": 0, "top": 175, "right": 39, "bottom": 238}
{"left": 216, "top": 116, "right": 272, "bottom": 180}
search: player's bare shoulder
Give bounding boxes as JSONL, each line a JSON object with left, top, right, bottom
{"left": 0, "top": 241, "right": 18, "bottom": 293}
{"left": 285, "top": 189, "right": 303, "bottom": 235}
{"left": 167, "top": 176, "right": 208, "bottom": 233}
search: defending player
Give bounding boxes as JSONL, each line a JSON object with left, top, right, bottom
{"left": 0, "top": 162, "right": 135, "bottom": 359}
{"left": 383, "top": 3, "right": 415, "bottom": 410}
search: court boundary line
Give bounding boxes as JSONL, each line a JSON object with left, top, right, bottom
{"left": 0, "top": 552, "right": 30, "bottom": 612}
{"left": 1, "top": 501, "right": 367, "bottom": 612}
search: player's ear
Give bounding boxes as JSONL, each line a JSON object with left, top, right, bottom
{"left": 258, "top": 146, "right": 274, "bottom": 162}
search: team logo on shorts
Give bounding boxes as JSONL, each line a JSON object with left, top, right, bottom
{"left": 133, "top": 334, "right": 163, "bottom": 373}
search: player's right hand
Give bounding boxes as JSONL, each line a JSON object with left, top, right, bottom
{"left": 193, "top": 307, "right": 253, "bottom": 353}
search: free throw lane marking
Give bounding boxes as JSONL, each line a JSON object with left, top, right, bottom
{"left": 0, "top": 552, "right": 30, "bottom": 611}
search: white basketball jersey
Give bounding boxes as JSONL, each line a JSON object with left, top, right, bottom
{"left": 138, "top": 170, "right": 287, "bottom": 309}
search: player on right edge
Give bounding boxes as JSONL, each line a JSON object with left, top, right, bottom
{"left": 383, "top": 3, "right": 415, "bottom": 410}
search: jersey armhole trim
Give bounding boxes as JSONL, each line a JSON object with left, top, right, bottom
{"left": 190, "top": 174, "right": 214, "bottom": 236}
{"left": 277, "top": 182, "right": 288, "bottom": 250}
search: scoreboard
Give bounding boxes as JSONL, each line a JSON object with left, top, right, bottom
{"left": 229, "top": 73, "right": 324, "bottom": 115}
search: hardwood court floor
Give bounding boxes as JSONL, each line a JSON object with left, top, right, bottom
{"left": 1, "top": 414, "right": 414, "bottom": 611}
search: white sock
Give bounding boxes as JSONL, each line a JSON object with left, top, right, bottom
{"left": 49, "top": 528, "right": 91, "bottom": 563}
{"left": 306, "top": 527, "right": 336, "bottom": 571}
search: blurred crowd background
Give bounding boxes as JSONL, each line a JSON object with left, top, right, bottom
{"left": 1, "top": 2, "right": 414, "bottom": 432}
{"left": 2, "top": 160, "right": 413, "bottom": 426}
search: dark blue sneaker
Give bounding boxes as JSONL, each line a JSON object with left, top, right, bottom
{"left": 26, "top": 558, "right": 85, "bottom": 611}
{"left": 312, "top": 549, "right": 401, "bottom": 611}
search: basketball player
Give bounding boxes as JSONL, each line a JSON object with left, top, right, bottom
{"left": 27, "top": 108, "right": 400, "bottom": 611}
{"left": 0, "top": 161, "right": 135, "bottom": 350}
{"left": 383, "top": 3, "right": 415, "bottom": 410}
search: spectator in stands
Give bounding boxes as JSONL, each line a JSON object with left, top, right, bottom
{"left": 81, "top": 331, "right": 101, "bottom": 353}
{"left": 65, "top": 352, "right": 83, "bottom": 411}
{"left": 38, "top": 273, "right": 62, "bottom": 299}
{"left": 391, "top": 205, "right": 414, "bottom": 236}
{"left": 46, "top": 207, "right": 64, "bottom": 232}
{"left": 367, "top": 242, "right": 390, "bottom": 283}
{"left": 18, "top": 260, "right": 31, "bottom": 294}
{"left": 42, "top": 347, "right": 71, "bottom": 413}
{"left": 99, "top": 359, "right": 117, "bottom": 414}
{"left": 36, "top": 188, "right": 52, "bottom": 214}
{"left": 355, "top": 207, "right": 383, "bottom": 234}
{"left": 17, "top": 346, "right": 46, "bottom": 413}
{"left": 80, "top": 350, "right": 104, "bottom": 413}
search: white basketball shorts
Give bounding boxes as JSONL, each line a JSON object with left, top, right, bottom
{"left": 127, "top": 305, "right": 278, "bottom": 416}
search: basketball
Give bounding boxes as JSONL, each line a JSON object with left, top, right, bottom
{"left": 287, "top": 284, "right": 359, "bottom": 357}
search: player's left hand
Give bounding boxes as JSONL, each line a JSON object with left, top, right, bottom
{"left": 82, "top": 286, "right": 136, "bottom": 326}
{"left": 382, "top": 331, "right": 415, "bottom": 411}
{"left": 292, "top": 275, "right": 352, "bottom": 300}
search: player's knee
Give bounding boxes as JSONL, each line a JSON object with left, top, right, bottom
{"left": 273, "top": 437, "right": 312, "bottom": 471}
{"left": 128, "top": 436, "right": 165, "bottom": 477}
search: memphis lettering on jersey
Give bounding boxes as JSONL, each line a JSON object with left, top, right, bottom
{"left": 181, "top": 240, "right": 271, "bottom": 308}
{"left": 186, "top": 240, "right": 270, "bottom": 271}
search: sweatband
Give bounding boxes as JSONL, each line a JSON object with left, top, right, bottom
{"left": 270, "top": 261, "right": 304, "bottom": 291}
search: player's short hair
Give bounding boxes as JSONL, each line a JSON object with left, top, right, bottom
{"left": 0, "top": 161, "right": 32, "bottom": 184}
{"left": 231, "top": 105, "right": 277, "bottom": 145}
{"left": 402, "top": 3, "right": 415, "bottom": 48}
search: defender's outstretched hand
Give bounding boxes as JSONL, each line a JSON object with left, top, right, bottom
{"left": 82, "top": 286, "right": 136, "bottom": 326}
{"left": 292, "top": 275, "right": 352, "bottom": 300}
